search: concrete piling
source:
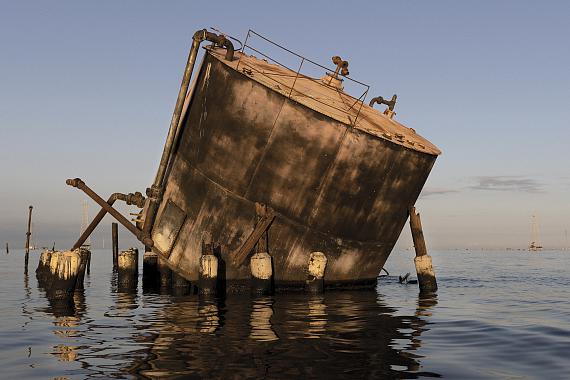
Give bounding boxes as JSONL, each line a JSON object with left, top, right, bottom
{"left": 305, "top": 251, "right": 327, "bottom": 293}
{"left": 198, "top": 250, "right": 218, "bottom": 296}
{"left": 409, "top": 207, "right": 438, "bottom": 292}
{"left": 112, "top": 222, "right": 119, "bottom": 270}
{"left": 46, "top": 250, "right": 82, "bottom": 299}
{"left": 250, "top": 252, "right": 273, "bottom": 295}
{"left": 117, "top": 248, "right": 138, "bottom": 291}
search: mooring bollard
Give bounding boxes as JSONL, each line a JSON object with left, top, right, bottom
{"left": 75, "top": 248, "right": 91, "bottom": 291}
{"left": 306, "top": 251, "right": 327, "bottom": 293}
{"left": 47, "top": 250, "right": 82, "bottom": 299}
{"left": 142, "top": 250, "right": 159, "bottom": 291}
{"left": 409, "top": 207, "right": 438, "bottom": 292}
{"left": 250, "top": 252, "right": 273, "bottom": 295}
{"left": 112, "top": 222, "right": 119, "bottom": 270}
{"left": 117, "top": 248, "right": 138, "bottom": 291}
{"left": 199, "top": 250, "right": 218, "bottom": 296}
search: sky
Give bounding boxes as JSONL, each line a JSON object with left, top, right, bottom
{"left": 1, "top": 1, "right": 569, "bottom": 250}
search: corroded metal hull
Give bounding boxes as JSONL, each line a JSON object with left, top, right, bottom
{"left": 151, "top": 51, "right": 437, "bottom": 288}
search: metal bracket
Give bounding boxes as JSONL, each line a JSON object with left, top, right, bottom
{"left": 232, "top": 203, "right": 276, "bottom": 266}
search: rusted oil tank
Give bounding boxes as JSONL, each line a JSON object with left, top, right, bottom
{"left": 148, "top": 32, "right": 441, "bottom": 290}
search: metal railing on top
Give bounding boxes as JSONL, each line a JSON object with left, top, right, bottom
{"left": 235, "top": 29, "right": 370, "bottom": 127}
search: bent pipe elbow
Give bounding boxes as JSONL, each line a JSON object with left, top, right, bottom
{"left": 193, "top": 29, "right": 235, "bottom": 61}
{"left": 369, "top": 94, "right": 397, "bottom": 111}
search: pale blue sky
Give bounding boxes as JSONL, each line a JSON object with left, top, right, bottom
{"left": 1, "top": 1, "right": 569, "bottom": 249}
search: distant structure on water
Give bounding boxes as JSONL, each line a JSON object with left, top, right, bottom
{"left": 528, "top": 215, "right": 543, "bottom": 251}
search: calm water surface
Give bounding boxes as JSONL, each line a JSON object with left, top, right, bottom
{"left": 1, "top": 249, "right": 569, "bottom": 379}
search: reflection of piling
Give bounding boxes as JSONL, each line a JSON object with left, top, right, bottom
{"left": 199, "top": 241, "right": 218, "bottom": 296}
{"left": 306, "top": 252, "right": 327, "bottom": 293}
{"left": 25, "top": 205, "right": 33, "bottom": 273}
{"left": 117, "top": 248, "right": 138, "bottom": 291}
{"left": 249, "top": 297, "right": 278, "bottom": 341}
{"left": 112, "top": 223, "right": 119, "bottom": 270}
{"left": 142, "top": 250, "right": 160, "bottom": 291}
{"left": 250, "top": 252, "right": 273, "bottom": 295}
{"left": 409, "top": 207, "right": 438, "bottom": 292}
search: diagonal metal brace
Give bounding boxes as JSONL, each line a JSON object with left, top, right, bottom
{"left": 66, "top": 178, "right": 154, "bottom": 248}
{"left": 232, "top": 206, "right": 276, "bottom": 266}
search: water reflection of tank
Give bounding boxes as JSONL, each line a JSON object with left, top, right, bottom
{"left": 147, "top": 29, "right": 441, "bottom": 288}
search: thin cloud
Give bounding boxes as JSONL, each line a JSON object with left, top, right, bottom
{"left": 470, "top": 176, "right": 544, "bottom": 193}
{"left": 420, "top": 188, "right": 459, "bottom": 198}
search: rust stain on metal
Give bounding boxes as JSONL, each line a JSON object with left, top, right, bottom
{"left": 65, "top": 29, "right": 441, "bottom": 289}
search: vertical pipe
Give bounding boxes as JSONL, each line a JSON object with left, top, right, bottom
{"left": 112, "top": 222, "right": 118, "bottom": 269}
{"left": 24, "top": 205, "right": 33, "bottom": 273}
{"left": 409, "top": 207, "right": 438, "bottom": 292}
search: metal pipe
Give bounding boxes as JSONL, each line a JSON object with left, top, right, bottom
{"left": 25, "top": 205, "right": 33, "bottom": 254}
{"left": 369, "top": 94, "right": 397, "bottom": 110}
{"left": 144, "top": 29, "right": 235, "bottom": 240}
{"left": 66, "top": 178, "right": 153, "bottom": 247}
{"left": 409, "top": 207, "right": 428, "bottom": 257}
{"left": 409, "top": 206, "right": 438, "bottom": 292}
{"left": 71, "top": 191, "right": 145, "bottom": 250}
{"left": 112, "top": 223, "right": 119, "bottom": 269}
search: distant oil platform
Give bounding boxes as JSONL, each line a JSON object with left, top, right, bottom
{"left": 528, "top": 214, "right": 543, "bottom": 251}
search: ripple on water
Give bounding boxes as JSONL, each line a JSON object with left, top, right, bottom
{"left": 1, "top": 250, "right": 569, "bottom": 379}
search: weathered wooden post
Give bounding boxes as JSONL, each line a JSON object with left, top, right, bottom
{"left": 142, "top": 249, "right": 160, "bottom": 291}
{"left": 409, "top": 207, "right": 438, "bottom": 292}
{"left": 117, "top": 248, "right": 138, "bottom": 291}
{"left": 24, "top": 205, "right": 33, "bottom": 273}
{"left": 250, "top": 251, "right": 273, "bottom": 295}
{"left": 75, "top": 248, "right": 91, "bottom": 290}
{"left": 305, "top": 252, "right": 327, "bottom": 293}
{"left": 198, "top": 241, "right": 218, "bottom": 296}
{"left": 5, "top": 242, "right": 8, "bottom": 254}
{"left": 112, "top": 222, "right": 119, "bottom": 270}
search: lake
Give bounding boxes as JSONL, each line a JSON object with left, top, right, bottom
{"left": 1, "top": 249, "right": 568, "bottom": 379}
